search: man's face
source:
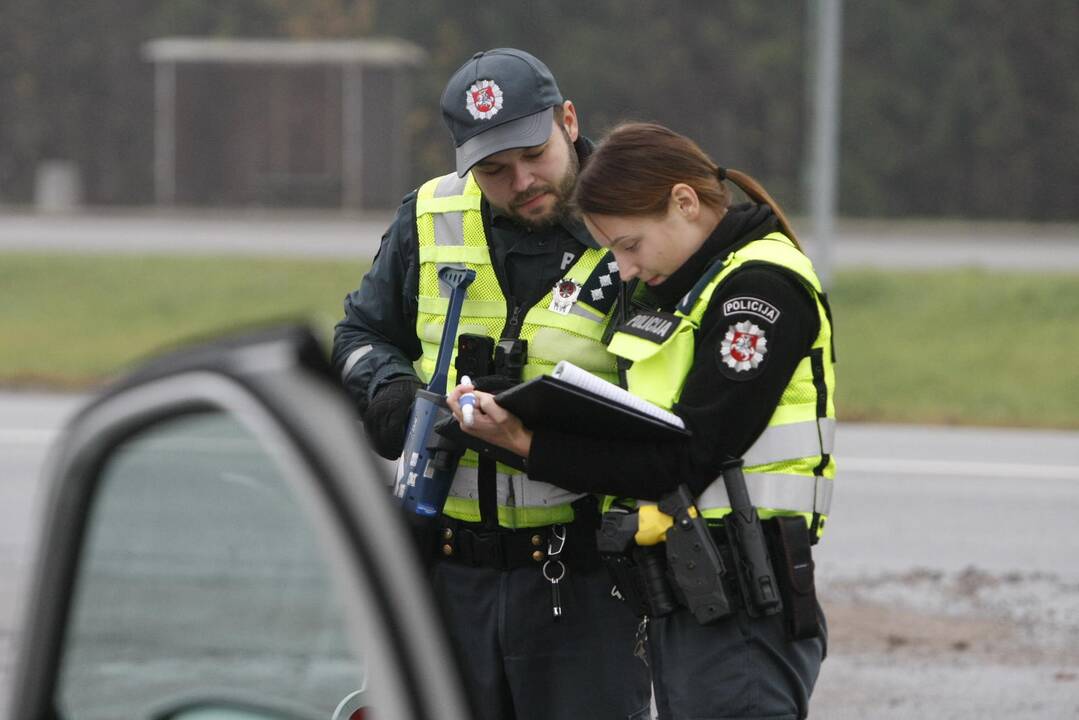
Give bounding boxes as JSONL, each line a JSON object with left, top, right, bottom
{"left": 471, "top": 103, "right": 579, "bottom": 229}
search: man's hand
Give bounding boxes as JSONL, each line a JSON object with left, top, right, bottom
{"left": 362, "top": 378, "right": 422, "bottom": 459}
{"left": 447, "top": 382, "right": 533, "bottom": 458}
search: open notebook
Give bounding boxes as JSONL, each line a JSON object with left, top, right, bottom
{"left": 494, "top": 361, "right": 689, "bottom": 440}
{"left": 549, "top": 361, "right": 686, "bottom": 430}
{"left": 435, "top": 361, "right": 689, "bottom": 472}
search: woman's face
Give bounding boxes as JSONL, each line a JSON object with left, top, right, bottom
{"left": 584, "top": 191, "right": 712, "bottom": 287}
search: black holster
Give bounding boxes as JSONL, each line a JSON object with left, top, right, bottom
{"left": 596, "top": 509, "right": 678, "bottom": 619}
{"left": 765, "top": 515, "right": 821, "bottom": 640}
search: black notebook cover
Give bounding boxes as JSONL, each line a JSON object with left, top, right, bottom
{"left": 434, "top": 415, "right": 530, "bottom": 472}
{"left": 493, "top": 375, "right": 691, "bottom": 441}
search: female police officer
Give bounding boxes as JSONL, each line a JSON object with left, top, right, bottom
{"left": 449, "top": 122, "right": 836, "bottom": 719}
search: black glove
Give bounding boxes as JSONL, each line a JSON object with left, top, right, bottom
{"left": 362, "top": 378, "right": 422, "bottom": 459}
{"left": 469, "top": 374, "right": 518, "bottom": 395}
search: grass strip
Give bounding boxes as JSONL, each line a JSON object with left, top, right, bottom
{"left": 832, "top": 267, "right": 1079, "bottom": 429}
{"left": 2, "top": 253, "right": 1077, "bottom": 429}
{"left": 0, "top": 252, "right": 369, "bottom": 388}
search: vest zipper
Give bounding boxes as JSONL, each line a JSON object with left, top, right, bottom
{"left": 481, "top": 202, "right": 521, "bottom": 341}
{"left": 503, "top": 300, "right": 524, "bottom": 340}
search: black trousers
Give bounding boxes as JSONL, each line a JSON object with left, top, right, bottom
{"left": 649, "top": 602, "right": 827, "bottom": 720}
{"left": 430, "top": 559, "right": 652, "bottom": 720}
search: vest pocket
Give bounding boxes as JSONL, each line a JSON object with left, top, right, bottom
{"left": 610, "top": 319, "right": 695, "bottom": 410}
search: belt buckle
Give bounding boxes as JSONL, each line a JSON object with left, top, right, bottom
{"left": 469, "top": 529, "right": 505, "bottom": 569}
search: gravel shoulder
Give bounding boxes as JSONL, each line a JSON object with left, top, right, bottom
{"left": 812, "top": 569, "right": 1079, "bottom": 718}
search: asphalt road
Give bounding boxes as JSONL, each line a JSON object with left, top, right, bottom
{"left": 2, "top": 391, "right": 1078, "bottom": 717}
{"left": 2, "top": 209, "right": 1078, "bottom": 715}
{"left": 1, "top": 210, "right": 1078, "bottom": 271}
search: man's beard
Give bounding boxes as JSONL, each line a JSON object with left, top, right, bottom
{"left": 499, "top": 128, "right": 579, "bottom": 229}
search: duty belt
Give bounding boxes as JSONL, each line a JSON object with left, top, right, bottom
{"left": 436, "top": 516, "right": 602, "bottom": 571}
{"left": 605, "top": 516, "right": 819, "bottom": 640}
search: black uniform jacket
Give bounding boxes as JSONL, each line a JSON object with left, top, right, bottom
{"left": 332, "top": 138, "right": 598, "bottom": 416}
{"left": 528, "top": 204, "right": 821, "bottom": 501}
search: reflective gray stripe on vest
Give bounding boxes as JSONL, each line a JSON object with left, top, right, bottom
{"left": 448, "top": 466, "right": 586, "bottom": 508}
{"left": 432, "top": 173, "right": 469, "bottom": 249}
{"left": 429, "top": 173, "right": 471, "bottom": 299}
{"left": 742, "top": 418, "right": 836, "bottom": 467}
{"left": 814, "top": 474, "right": 834, "bottom": 518}
{"left": 568, "top": 301, "right": 603, "bottom": 322}
{"left": 697, "top": 472, "right": 833, "bottom": 516}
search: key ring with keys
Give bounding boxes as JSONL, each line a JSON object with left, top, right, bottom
{"left": 543, "top": 557, "right": 566, "bottom": 583}
{"left": 544, "top": 524, "right": 568, "bottom": 619}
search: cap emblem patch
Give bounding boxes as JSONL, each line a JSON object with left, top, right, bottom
{"left": 720, "top": 321, "right": 768, "bottom": 372}
{"left": 466, "top": 80, "right": 503, "bottom": 120}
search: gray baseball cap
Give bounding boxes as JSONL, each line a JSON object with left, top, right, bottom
{"left": 441, "top": 48, "right": 564, "bottom": 177}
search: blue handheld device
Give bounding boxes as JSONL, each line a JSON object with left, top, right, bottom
{"left": 392, "top": 266, "right": 476, "bottom": 517}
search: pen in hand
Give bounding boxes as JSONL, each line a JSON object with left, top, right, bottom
{"left": 459, "top": 375, "right": 477, "bottom": 427}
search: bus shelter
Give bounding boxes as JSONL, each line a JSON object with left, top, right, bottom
{"left": 144, "top": 37, "right": 425, "bottom": 210}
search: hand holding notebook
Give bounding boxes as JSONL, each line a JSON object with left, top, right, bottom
{"left": 491, "top": 361, "right": 689, "bottom": 440}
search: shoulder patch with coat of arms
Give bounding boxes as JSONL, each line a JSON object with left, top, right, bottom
{"left": 717, "top": 320, "right": 768, "bottom": 380}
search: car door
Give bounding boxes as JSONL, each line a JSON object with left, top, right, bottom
{"left": 5, "top": 325, "right": 470, "bottom": 720}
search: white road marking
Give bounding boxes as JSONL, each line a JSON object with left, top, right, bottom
{"left": 842, "top": 457, "right": 1079, "bottom": 481}
{"left": 4, "top": 430, "right": 1078, "bottom": 480}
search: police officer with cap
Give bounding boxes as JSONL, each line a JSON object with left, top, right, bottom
{"left": 333, "top": 49, "right": 651, "bottom": 720}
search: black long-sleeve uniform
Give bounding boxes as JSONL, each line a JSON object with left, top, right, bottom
{"left": 332, "top": 138, "right": 597, "bottom": 415}
{"left": 527, "top": 203, "right": 820, "bottom": 500}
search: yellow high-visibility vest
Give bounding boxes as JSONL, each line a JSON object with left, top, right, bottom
{"left": 414, "top": 172, "right": 620, "bottom": 528}
{"left": 607, "top": 232, "right": 837, "bottom": 540}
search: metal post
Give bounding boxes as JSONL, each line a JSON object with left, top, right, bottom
{"left": 341, "top": 63, "right": 364, "bottom": 209}
{"left": 154, "top": 61, "right": 176, "bottom": 205}
{"left": 807, "top": 0, "right": 842, "bottom": 287}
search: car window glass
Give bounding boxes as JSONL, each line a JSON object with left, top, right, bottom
{"left": 54, "top": 410, "right": 365, "bottom": 720}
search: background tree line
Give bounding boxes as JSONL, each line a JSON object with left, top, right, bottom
{"left": 0, "top": 0, "right": 1075, "bottom": 219}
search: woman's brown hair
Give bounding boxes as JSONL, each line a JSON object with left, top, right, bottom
{"left": 574, "top": 122, "right": 800, "bottom": 249}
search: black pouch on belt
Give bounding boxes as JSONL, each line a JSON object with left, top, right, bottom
{"left": 766, "top": 515, "right": 821, "bottom": 641}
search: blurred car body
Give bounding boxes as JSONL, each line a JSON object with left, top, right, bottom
{"left": 4, "top": 326, "right": 470, "bottom": 720}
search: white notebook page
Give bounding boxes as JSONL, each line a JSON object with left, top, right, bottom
{"left": 551, "top": 361, "right": 686, "bottom": 429}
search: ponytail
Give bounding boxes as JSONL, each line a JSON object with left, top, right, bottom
{"left": 575, "top": 123, "right": 801, "bottom": 251}
{"left": 724, "top": 168, "right": 802, "bottom": 250}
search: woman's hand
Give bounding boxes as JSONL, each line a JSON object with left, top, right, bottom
{"left": 447, "top": 381, "right": 533, "bottom": 458}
